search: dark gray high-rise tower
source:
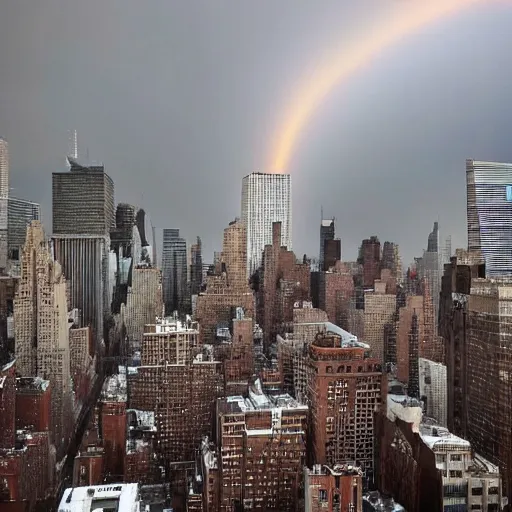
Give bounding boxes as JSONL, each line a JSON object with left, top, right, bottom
{"left": 52, "top": 157, "right": 115, "bottom": 236}
{"left": 162, "top": 229, "right": 188, "bottom": 315}
{"left": 52, "top": 157, "right": 115, "bottom": 341}
{"left": 190, "top": 236, "right": 203, "bottom": 296}
{"left": 319, "top": 218, "right": 335, "bottom": 271}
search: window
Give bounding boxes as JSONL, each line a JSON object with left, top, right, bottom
{"left": 449, "top": 470, "right": 462, "bottom": 478}
{"left": 450, "top": 454, "right": 462, "bottom": 461}
{"left": 318, "top": 490, "right": 328, "bottom": 503}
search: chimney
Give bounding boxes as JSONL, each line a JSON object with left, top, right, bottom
{"left": 272, "top": 222, "right": 281, "bottom": 247}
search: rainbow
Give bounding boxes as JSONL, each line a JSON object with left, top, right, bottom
{"left": 270, "top": 0, "right": 489, "bottom": 173}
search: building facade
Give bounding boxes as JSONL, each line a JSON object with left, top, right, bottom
{"left": 320, "top": 218, "right": 335, "bottom": 271}
{"left": 466, "top": 159, "right": 512, "bottom": 277}
{"left": 14, "top": 221, "right": 73, "bottom": 456}
{"left": 161, "top": 228, "right": 188, "bottom": 315}
{"left": 7, "top": 197, "right": 40, "bottom": 262}
{"left": 216, "top": 382, "right": 307, "bottom": 512}
{"left": 53, "top": 157, "right": 115, "bottom": 236}
{"left": 440, "top": 250, "right": 512, "bottom": 502}
{"left": 241, "top": 172, "right": 292, "bottom": 276}
{"left": 52, "top": 235, "right": 109, "bottom": 341}
{"left": 0, "top": 138, "right": 8, "bottom": 199}
{"left": 306, "top": 332, "right": 386, "bottom": 486}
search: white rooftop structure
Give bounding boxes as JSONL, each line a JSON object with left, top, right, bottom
{"left": 225, "top": 379, "right": 308, "bottom": 413}
{"left": 58, "top": 483, "right": 139, "bottom": 512}
{"left": 419, "top": 423, "right": 471, "bottom": 451}
{"left": 100, "top": 367, "right": 127, "bottom": 402}
{"left": 294, "top": 321, "right": 370, "bottom": 349}
{"left": 151, "top": 315, "right": 198, "bottom": 334}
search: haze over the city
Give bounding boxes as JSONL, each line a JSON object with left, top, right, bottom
{"left": 1, "top": 0, "right": 511, "bottom": 262}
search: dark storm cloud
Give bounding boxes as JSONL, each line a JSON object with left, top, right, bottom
{"left": 0, "top": 1, "right": 511, "bottom": 265}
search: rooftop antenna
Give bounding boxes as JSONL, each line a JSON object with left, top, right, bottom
{"left": 321, "top": 206, "right": 324, "bottom": 222}
{"left": 73, "top": 130, "right": 78, "bottom": 159}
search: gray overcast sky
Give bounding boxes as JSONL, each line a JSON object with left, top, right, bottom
{"left": 1, "top": 0, "right": 511, "bottom": 265}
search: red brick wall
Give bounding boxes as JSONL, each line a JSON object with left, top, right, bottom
{"left": 101, "top": 401, "right": 127, "bottom": 481}
{"left": 15, "top": 387, "right": 51, "bottom": 432}
{"left": 0, "top": 432, "right": 51, "bottom": 506}
{"left": 73, "top": 454, "right": 104, "bottom": 487}
{"left": 125, "top": 443, "right": 158, "bottom": 485}
{"left": 305, "top": 471, "right": 363, "bottom": 512}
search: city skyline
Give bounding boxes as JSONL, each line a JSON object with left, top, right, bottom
{"left": 1, "top": 2, "right": 512, "bottom": 263}
{"left": 4, "top": 3, "right": 512, "bottom": 510}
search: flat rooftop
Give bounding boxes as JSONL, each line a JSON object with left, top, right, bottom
{"left": 146, "top": 317, "right": 199, "bottom": 334}
{"left": 59, "top": 483, "right": 138, "bottom": 512}
{"left": 220, "top": 380, "right": 307, "bottom": 414}
{"left": 100, "top": 368, "right": 127, "bottom": 402}
{"left": 419, "top": 423, "right": 471, "bottom": 451}
{"left": 388, "top": 394, "right": 422, "bottom": 408}
{"left": 16, "top": 376, "right": 50, "bottom": 392}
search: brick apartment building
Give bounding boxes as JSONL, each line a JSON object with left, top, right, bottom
{"left": 215, "top": 381, "right": 307, "bottom": 512}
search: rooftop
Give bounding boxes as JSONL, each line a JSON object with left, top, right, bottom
{"left": 16, "top": 376, "right": 50, "bottom": 392}
{"left": 1, "top": 357, "right": 15, "bottom": 374}
{"left": 221, "top": 379, "right": 307, "bottom": 414}
{"left": 388, "top": 394, "right": 422, "bottom": 408}
{"left": 363, "top": 490, "right": 405, "bottom": 511}
{"left": 472, "top": 453, "right": 500, "bottom": 475}
{"left": 100, "top": 368, "right": 127, "bottom": 402}
{"left": 58, "top": 483, "right": 139, "bottom": 512}
{"left": 304, "top": 323, "right": 370, "bottom": 349}
{"left": 419, "top": 423, "right": 471, "bottom": 451}
{"left": 149, "top": 316, "right": 199, "bottom": 334}
{"left": 306, "top": 463, "right": 362, "bottom": 477}
{"left": 127, "top": 409, "right": 156, "bottom": 432}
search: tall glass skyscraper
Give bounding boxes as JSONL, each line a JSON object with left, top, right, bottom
{"left": 161, "top": 228, "right": 188, "bottom": 314}
{"left": 7, "top": 197, "right": 40, "bottom": 260}
{"left": 466, "top": 159, "right": 512, "bottom": 277}
{"left": 241, "top": 172, "right": 292, "bottom": 276}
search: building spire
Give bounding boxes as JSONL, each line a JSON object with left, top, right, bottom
{"left": 73, "top": 130, "right": 78, "bottom": 159}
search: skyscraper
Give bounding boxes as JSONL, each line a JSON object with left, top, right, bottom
{"left": 466, "top": 159, "right": 512, "bottom": 277}
{"left": 0, "top": 138, "right": 9, "bottom": 199}
{"left": 7, "top": 197, "right": 40, "bottom": 261}
{"left": 161, "top": 229, "right": 188, "bottom": 314}
{"left": 14, "top": 221, "right": 72, "bottom": 453}
{"left": 189, "top": 236, "right": 203, "bottom": 296}
{"left": 319, "top": 218, "right": 335, "bottom": 270}
{"left": 0, "top": 139, "right": 8, "bottom": 269}
{"left": 52, "top": 157, "right": 115, "bottom": 236}
{"left": 241, "top": 172, "right": 291, "bottom": 276}
{"left": 52, "top": 157, "right": 115, "bottom": 339}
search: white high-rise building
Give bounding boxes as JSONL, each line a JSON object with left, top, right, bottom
{"left": 466, "top": 159, "right": 512, "bottom": 277}
{"left": 241, "top": 172, "right": 292, "bottom": 275}
{"left": 0, "top": 138, "right": 8, "bottom": 199}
